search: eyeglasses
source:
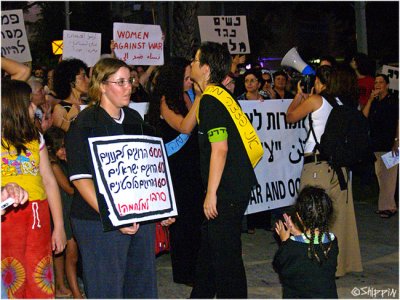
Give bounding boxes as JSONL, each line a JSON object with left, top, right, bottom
{"left": 103, "top": 78, "right": 136, "bottom": 87}
{"left": 245, "top": 79, "right": 258, "bottom": 84}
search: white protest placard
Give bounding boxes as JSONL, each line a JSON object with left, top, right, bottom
{"left": 198, "top": 16, "right": 250, "bottom": 54}
{"left": 381, "top": 65, "right": 399, "bottom": 92}
{"left": 129, "top": 100, "right": 306, "bottom": 214}
{"left": 89, "top": 135, "right": 177, "bottom": 227}
{"left": 113, "top": 23, "right": 164, "bottom": 65}
{"left": 241, "top": 100, "right": 307, "bottom": 214}
{"left": 381, "top": 149, "right": 399, "bottom": 170}
{"left": 1, "top": 9, "right": 32, "bottom": 62}
{"left": 62, "top": 30, "right": 101, "bottom": 67}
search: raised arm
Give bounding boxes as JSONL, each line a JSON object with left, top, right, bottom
{"left": 1, "top": 57, "right": 31, "bottom": 81}
{"left": 160, "top": 92, "right": 201, "bottom": 134}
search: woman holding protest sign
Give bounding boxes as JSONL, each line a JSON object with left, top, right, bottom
{"left": 146, "top": 58, "right": 204, "bottom": 286}
{"left": 65, "top": 57, "right": 174, "bottom": 298}
{"left": 286, "top": 64, "right": 363, "bottom": 278}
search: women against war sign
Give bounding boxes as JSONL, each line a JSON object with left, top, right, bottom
{"left": 89, "top": 135, "right": 177, "bottom": 230}
{"left": 113, "top": 23, "right": 164, "bottom": 65}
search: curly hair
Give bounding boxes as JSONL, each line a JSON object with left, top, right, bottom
{"left": 1, "top": 79, "right": 39, "bottom": 155}
{"left": 53, "top": 58, "right": 88, "bottom": 99}
{"left": 146, "top": 60, "right": 189, "bottom": 129}
{"left": 294, "top": 185, "right": 334, "bottom": 265}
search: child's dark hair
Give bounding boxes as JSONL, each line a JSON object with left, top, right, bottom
{"left": 44, "top": 126, "right": 65, "bottom": 163}
{"left": 295, "top": 185, "right": 334, "bottom": 264}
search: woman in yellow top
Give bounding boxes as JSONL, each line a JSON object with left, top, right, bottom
{"left": 1, "top": 79, "right": 66, "bottom": 298}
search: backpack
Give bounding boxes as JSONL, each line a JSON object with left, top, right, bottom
{"left": 309, "top": 96, "right": 374, "bottom": 190}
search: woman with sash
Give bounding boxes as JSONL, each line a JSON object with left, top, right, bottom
{"left": 146, "top": 58, "right": 204, "bottom": 286}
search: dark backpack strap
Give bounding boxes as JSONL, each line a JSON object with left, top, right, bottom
{"left": 332, "top": 164, "right": 348, "bottom": 191}
{"left": 307, "top": 113, "right": 320, "bottom": 154}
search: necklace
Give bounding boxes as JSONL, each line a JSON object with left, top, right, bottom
{"left": 112, "top": 110, "right": 122, "bottom": 120}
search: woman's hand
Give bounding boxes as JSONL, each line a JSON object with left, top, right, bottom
{"left": 160, "top": 217, "right": 175, "bottom": 226}
{"left": 392, "top": 139, "right": 399, "bottom": 156}
{"left": 203, "top": 193, "right": 218, "bottom": 220}
{"left": 265, "top": 86, "right": 277, "bottom": 99}
{"left": 192, "top": 80, "right": 204, "bottom": 95}
{"left": 119, "top": 223, "right": 140, "bottom": 235}
{"left": 2, "top": 182, "right": 29, "bottom": 207}
{"left": 52, "top": 226, "right": 67, "bottom": 254}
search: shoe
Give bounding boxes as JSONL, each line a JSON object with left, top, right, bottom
{"left": 375, "top": 210, "right": 384, "bottom": 214}
{"left": 380, "top": 210, "right": 397, "bottom": 218}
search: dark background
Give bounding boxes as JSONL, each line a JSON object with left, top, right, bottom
{"left": 2, "top": 1, "right": 398, "bottom": 68}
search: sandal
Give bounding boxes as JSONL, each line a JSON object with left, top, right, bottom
{"left": 380, "top": 210, "right": 397, "bottom": 218}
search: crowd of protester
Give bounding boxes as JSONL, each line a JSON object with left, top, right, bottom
{"left": 1, "top": 39, "right": 398, "bottom": 299}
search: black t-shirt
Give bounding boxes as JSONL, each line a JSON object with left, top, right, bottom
{"left": 198, "top": 85, "right": 257, "bottom": 203}
{"left": 65, "top": 104, "right": 155, "bottom": 226}
{"left": 369, "top": 93, "right": 399, "bottom": 151}
{"left": 273, "top": 237, "right": 339, "bottom": 299}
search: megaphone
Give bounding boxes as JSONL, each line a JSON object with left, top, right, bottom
{"left": 281, "top": 47, "right": 315, "bottom": 75}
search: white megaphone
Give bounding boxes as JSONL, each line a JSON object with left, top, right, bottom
{"left": 281, "top": 47, "right": 315, "bottom": 75}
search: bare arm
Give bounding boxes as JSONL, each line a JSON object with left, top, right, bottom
{"left": 52, "top": 104, "right": 80, "bottom": 132}
{"left": 1, "top": 57, "right": 31, "bottom": 81}
{"left": 51, "top": 163, "right": 74, "bottom": 195}
{"left": 39, "top": 146, "right": 66, "bottom": 254}
{"left": 230, "top": 54, "right": 245, "bottom": 74}
{"left": 286, "top": 93, "right": 320, "bottom": 123}
{"left": 362, "top": 90, "right": 379, "bottom": 118}
{"left": 160, "top": 93, "right": 201, "bottom": 134}
{"left": 203, "top": 140, "right": 228, "bottom": 220}
{"left": 139, "top": 65, "right": 156, "bottom": 87}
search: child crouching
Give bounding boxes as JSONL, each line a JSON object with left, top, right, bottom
{"left": 273, "top": 185, "right": 338, "bottom": 298}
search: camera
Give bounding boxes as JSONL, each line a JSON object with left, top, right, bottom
{"left": 300, "top": 75, "right": 315, "bottom": 94}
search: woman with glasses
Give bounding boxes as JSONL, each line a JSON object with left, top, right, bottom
{"left": 237, "top": 69, "right": 267, "bottom": 101}
{"left": 52, "top": 59, "right": 89, "bottom": 132}
{"left": 65, "top": 58, "right": 172, "bottom": 298}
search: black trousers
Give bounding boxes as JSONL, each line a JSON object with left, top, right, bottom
{"left": 190, "top": 193, "right": 250, "bottom": 299}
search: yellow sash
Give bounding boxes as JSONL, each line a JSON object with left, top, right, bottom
{"left": 198, "top": 85, "right": 264, "bottom": 168}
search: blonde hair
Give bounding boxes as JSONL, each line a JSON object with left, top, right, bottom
{"left": 88, "top": 58, "right": 130, "bottom": 105}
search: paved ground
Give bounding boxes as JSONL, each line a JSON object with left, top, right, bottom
{"left": 156, "top": 199, "right": 399, "bottom": 299}
{"left": 58, "top": 183, "right": 399, "bottom": 299}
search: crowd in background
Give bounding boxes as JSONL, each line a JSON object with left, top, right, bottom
{"left": 1, "top": 41, "right": 398, "bottom": 299}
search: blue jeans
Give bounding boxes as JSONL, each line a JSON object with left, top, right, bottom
{"left": 71, "top": 218, "right": 157, "bottom": 299}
